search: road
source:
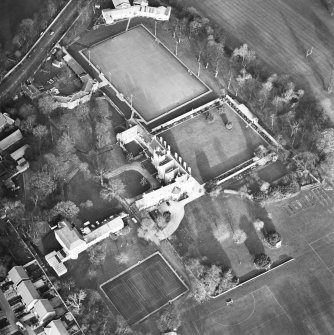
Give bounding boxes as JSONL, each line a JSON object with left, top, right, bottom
{"left": 0, "top": 0, "right": 84, "bottom": 103}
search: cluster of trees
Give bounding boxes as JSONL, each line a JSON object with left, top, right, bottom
{"left": 316, "top": 128, "right": 334, "bottom": 183}
{"left": 11, "top": 0, "right": 65, "bottom": 54}
{"left": 87, "top": 239, "right": 108, "bottom": 267}
{"left": 253, "top": 253, "right": 272, "bottom": 269}
{"left": 253, "top": 176, "right": 300, "bottom": 203}
{"left": 54, "top": 278, "right": 144, "bottom": 335}
{"left": 162, "top": 2, "right": 334, "bottom": 189}
{"left": 0, "top": 247, "right": 12, "bottom": 279}
{"left": 137, "top": 214, "right": 160, "bottom": 245}
{"left": 184, "top": 258, "right": 238, "bottom": 302}
{"left": 253, "top": 219, "right": 282, "bottom": 249}
{"left": 136, "top": 210, "right": 172, "bottom": 244}
{"left": 156, "top": 304, "right": 181, "bottom": 333}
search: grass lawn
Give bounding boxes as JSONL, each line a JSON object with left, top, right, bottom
{"left": 161, "top": 106, "right": 265, "bottom": 183}
{"left": 101, "top": 253, "right": 188, "bottom": 325}
{"left": 179, "top": 188, "right": 334, "bottom": 335}
{"left": 113, "top": 170, "right": 150, "bottom": 198}
{"left": 170, "top": 193, "right": 292, "bottom": 280}
{"left": 84, "top": 25, "right": 209, "bottom": 123}
{"left": 67, "top": 172, "right": 121, "bottom": 223}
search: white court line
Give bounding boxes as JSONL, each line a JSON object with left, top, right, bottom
{"left": 266, "top": 286, "right": 294, "bottom": 324}
{"left": 211, "top": 292, "right": 256, "bottom": 327}
{"left": 309, "top": 231, "right": 334, "bottom": 248}
{"left": 308, "top": 243, "right": 334, "bottom": 280}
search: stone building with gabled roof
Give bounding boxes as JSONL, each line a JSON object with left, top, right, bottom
{"left": 33, "top": 299, "right": 56, "bottom": 324}
{"left": 44, "top": 319, "right": 69, "bottom": 335}
{"left": 17, "top": 280, "right": 40, "bottom": 310}
{"left": 8, "top": 266, "right": 29, "bottom": 286}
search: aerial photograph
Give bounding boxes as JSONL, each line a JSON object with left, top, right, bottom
{"left": 1, "top": 0, "right": 334, "bottom": 334}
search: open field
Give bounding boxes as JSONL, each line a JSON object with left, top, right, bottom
{"left": 100, "top": 253, "right": 188, "bottom": 325}
{"left": 84, "top": 25, "right": 209, "bottom": 123}
{"left": 171, "top": 194, "right": 293, "bottom": 280}
{"left": 180, "top": 188, "right": 334, "bottom": 334}
{"left": 188, "top": 0, "right": 334, "bottom": 121}
{"left": 161, "top": 105, "right": 265, "bottom": 183}
{"left": 183, "top": 248, "right": 334, "bottom": 335}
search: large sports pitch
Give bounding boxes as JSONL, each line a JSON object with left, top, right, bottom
{"left": 100, "top": 252, "right": 188, "bottom": 325}
{"left": 83, "top": 25, "right": 209, "bottom": 123}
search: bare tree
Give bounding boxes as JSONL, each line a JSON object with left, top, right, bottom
{"left": 213, "top": 223, "right": 230, "bottom": 242}
{"left": 232, "top": 44, "right": 256, "bottom": 68}
{"left": 66, "top": 289, "right": 87, "bottom": 314}
{"left": 137, "top": 216, "right": 160, "bottom": 245}
{"left": 232, "top": 229, "right": 247, "bottom": 244}
{"left": 33, "top": 124, "right": 48, "bottom": 154}
{"left": 115, "top": 252, "right": 130, "bottom": 265}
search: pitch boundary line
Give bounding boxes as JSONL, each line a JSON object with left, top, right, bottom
{"left": 308, "top": 243, "right": 334, "bottom": 280}
{"left": 211, "top": 291, "right": 256, "bottom": 327}
{"left": 309, "top": 231, "right": 334, "bottom": 248}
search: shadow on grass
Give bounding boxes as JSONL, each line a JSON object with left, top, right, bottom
{"left": 239, "top": 215, "right": 264, "bottom": 257}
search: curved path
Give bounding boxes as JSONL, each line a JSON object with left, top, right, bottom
{"left": 103, "top": 161, "right": 160, "bottom": 190}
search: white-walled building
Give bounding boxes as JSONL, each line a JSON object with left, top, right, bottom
{"left": 16, "top": 280, "right": 40, "bottom": 310}
{"left": 44, "top": 319, "right": 69, "bottom": 335}
{"left": 46, "top": 214, "right": 127, "bottom": 276}
{"left": 55, "top": 221, "right": 87, "bottom": 260}
{"left": 8, "top": 266, "right": 29, "bottom": 286}
{"left": 117, "top": 125, "right": 202, "bottom": 210}
{"left": 102, "top": 5, "right": 171, "bottom": 24}
{"left": 0, "top": 113, "right": 14, "bottom": 132}
{"left": 33, "top": 299, "right": 56, "bottom": 324}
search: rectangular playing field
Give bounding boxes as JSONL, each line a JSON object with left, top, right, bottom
{"left": 161, "top": 103, "right": 266, "bottom": 183}
{"left": 83, "top": 25, "right": 209, "bottom": 123}
{"left": 100, "top": 252, "right": 188, "bottom": 325}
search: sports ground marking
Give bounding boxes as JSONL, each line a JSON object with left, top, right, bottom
{"left": 281, "top": 187, "right": 332, "bottom": 217}
{"left": 100, "top": 252, "right": 188, "bottom": 324}
{"left": 202, "top": 285, "right": 296, "bottom": 334}
{"left": 79, "top": 24, "right": 211, "bottom": 125}
{"left": 308, "top": 242, "right": 334, "bottom": 281}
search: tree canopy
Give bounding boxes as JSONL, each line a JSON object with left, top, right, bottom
{"left": 184, "top": 258, "right": 238, "bottom": 301}
{"left": 51, "top": 201, "right": 79, "bottom": 219}
{"left": 156, "top": 304, "right": 181, "bottom": 332}
{"left": 29, "top": 171, "right": 56, "bottom": 204}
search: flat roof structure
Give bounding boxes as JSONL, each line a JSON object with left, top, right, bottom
{"left": 82, "top": 25, "right": 210, "bottom": 124}
{"left": 161, "top": 104, "right": 266, "bottom": 184}
{"left": 101, "top": 252, "right": 188, "bottom": 325}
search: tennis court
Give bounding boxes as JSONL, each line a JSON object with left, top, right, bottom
{"left": 100, "top": 252, "right": 188, "bottom": 325}
{"left": 83, "top": 25, "right": 209, "bottom": 123}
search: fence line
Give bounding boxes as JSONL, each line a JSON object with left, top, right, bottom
{"left": 211, "top": 257, "right": 294, "bottom": 299}
{"left": 223, "top": 95, "right": 281, "bottom": 148}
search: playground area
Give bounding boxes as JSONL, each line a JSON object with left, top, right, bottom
{"left": 100, "top": 252, "right": 188, "bottom": 325}
{"left": 83, "top": 25, "right": 209, "bottom": 123}
{"left": 161, "top": 104, "right": 266, "bottom": 184}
